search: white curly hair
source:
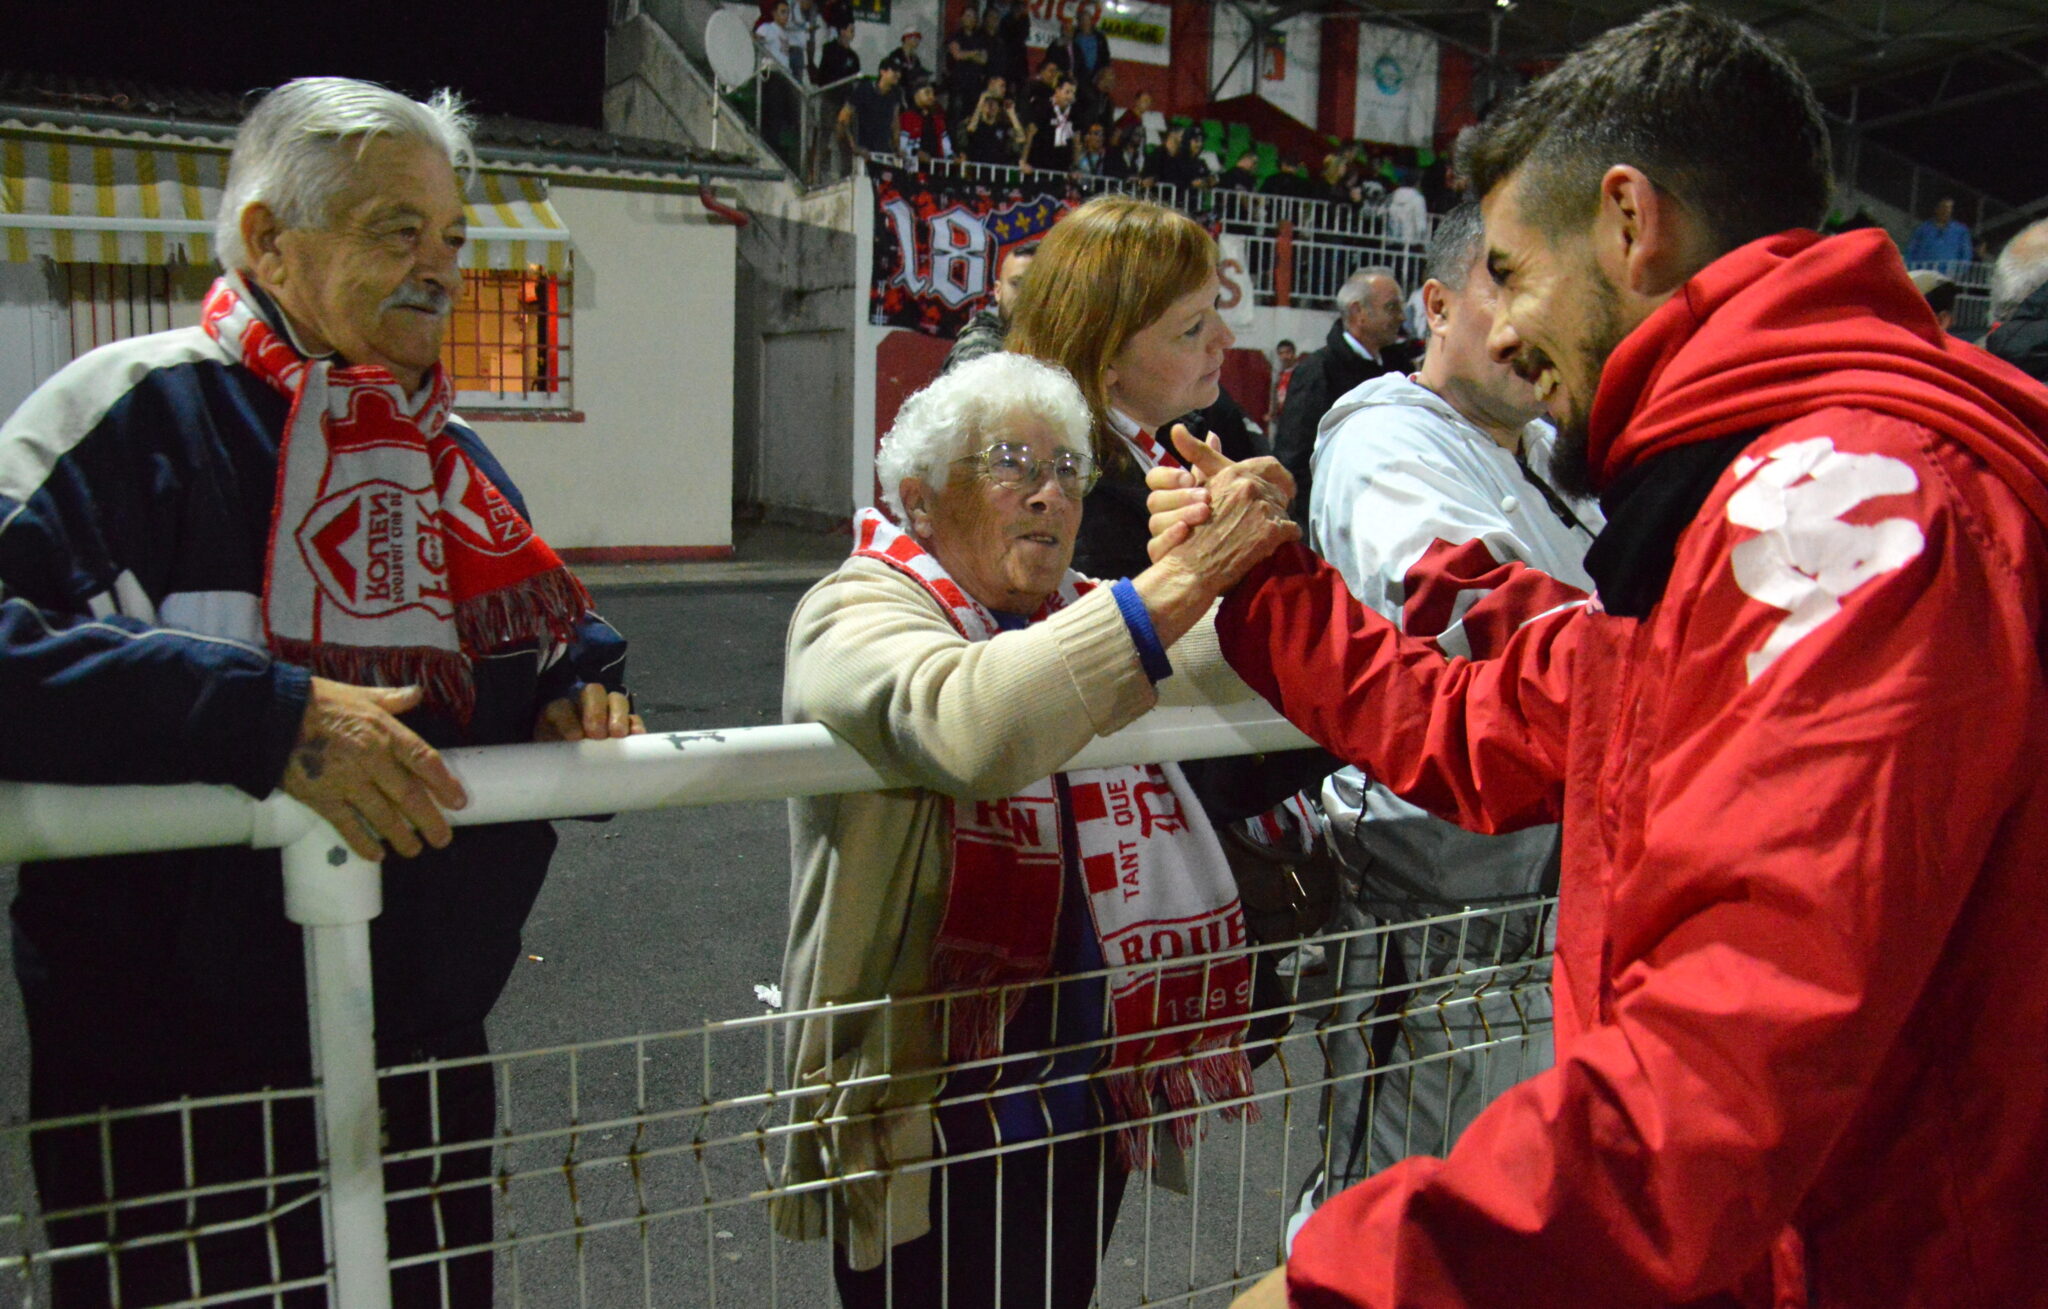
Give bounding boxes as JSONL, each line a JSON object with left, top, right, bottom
{"left": 876, "top": 352, "right": 1093, "bottom": 519}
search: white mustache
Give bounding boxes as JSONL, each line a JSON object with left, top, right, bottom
{"left": 382, "top": 285, "right": 453, "bottom": 317}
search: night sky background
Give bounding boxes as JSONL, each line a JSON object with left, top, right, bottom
{"left": 12, "top": 0, "right": 609, "bottom": 127}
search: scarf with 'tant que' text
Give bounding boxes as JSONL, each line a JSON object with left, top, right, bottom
{"left": 853, "top": 508, "right": 1254, "bottom": 1166}
{"left": 203, "top": 273, "right": 592, "bottom": 723}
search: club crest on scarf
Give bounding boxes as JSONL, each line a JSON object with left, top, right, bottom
{"left": 204, "top": 273, "right": 591, "bottom": 722}
{"left": 851, "top": 507, "right": 1255, "bottom": 1167}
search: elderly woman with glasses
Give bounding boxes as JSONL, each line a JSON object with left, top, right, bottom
{"left": 772, "top": 352, "right": 1297, "bottom": 1309}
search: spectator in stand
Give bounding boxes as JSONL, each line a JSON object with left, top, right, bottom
{"left": 1387, "top": 169, "right": 1429, "bottom": 245}
{"left": 1115, "top": 89, "right": 1164, "bottom": 152}
{"left": 879, "top": 27, "right": 930, "bottom": 94}
{"left": 1077, "top": 64, "right": 1118, "bottom": 132}
{"left": 1072, "top": 5, "right": 1113, "bottom": 83}
{"left": 1146, "top": 124, "right": 1210, "bottom": 195}
{"left": 1023, "top": 56, "right": 1063, "bottom": 119}
{"left": 1213, "top": 149, "right": 1260, "bottom": 193}
{"left": 960, "top": 77, "right": 1025, "bottom": 166}
{"left": 1987, "top": 218, "right": 2048, "bottom": 383}
{"left": 1273, "top": 266, "right": 1409, "bottom": 518}
{"left": 984, "top": 0, "right": 1032, "bottom": 92}
{"left": 1075, "top": 121, "right": 1111, "bottom": 175}
{"left": 943, "top": 240, "right": 1037, "bottom": 373}
{"left": 945, "top": 7, "right": 990, "bottom": 124}
{"left": 1022, "top": 75, "right": 1079, "bottom": 172}
{"left": 815, "top": 18, "right": 860, "bottom": 85}
{"left": 1273, "top": 339, "right": 1299, "bottom": 412}
{"left": 837, "top": 63, "right": 903, "bottom": 159}
{"left": 1903, "top": 196, "right": 1975, "bottom": 272}
{"left": 787, "top": 0, "right": 823, "bottom": 80}
{"left": 1041, "top": 14, "right": 1082, "bottom": 77}
{"left": 898, "top": 82, "right": 954, "bottom": 164}
{"left": 1260, "top": 158, "right": 1316, "bottom": 199}
{"left": 1104, "top": 119, "right": 1148, "bottom": 179}
{"left": 755, "top": 1, "right": 796, "bottom": 75}
{"left": 1318, "top": 153, "right": 1357, "bottom": 205}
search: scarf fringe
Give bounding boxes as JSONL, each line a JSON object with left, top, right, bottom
{"left": 929, "top": 944, "right": 1035, "bottom": 1064}
{"left": 454, "top": 567, "right": 595, "bottom": 655}
{"left": 275, "top": 638, "right": 475, "bottom": 723}
{"left": 1100, "top": 1039, "right": 1259, "bottom": 1171}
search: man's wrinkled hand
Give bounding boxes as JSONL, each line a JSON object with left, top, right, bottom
{"left": 1232, "top": 1265, "right": 1288, "bottom": 1308}
{"left": 533, "top": 682, "right": 645, "bottom": 743}
{"left": 1151, "top": 425, "right": 1299, "bottom": 584}
{"left": 281, "top": 680, "right": 468, "bottom": 862}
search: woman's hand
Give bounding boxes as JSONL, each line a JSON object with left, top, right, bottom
{"left": 1128, "top": 424, "right": 1299, "bottom": 647}
{"left": 1145, "top": 424, "right": 1295, "bottom": 563}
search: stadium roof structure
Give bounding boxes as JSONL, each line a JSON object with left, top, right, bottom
{"left": 1218, "top": 0, "right": 2046, "bottom": 228}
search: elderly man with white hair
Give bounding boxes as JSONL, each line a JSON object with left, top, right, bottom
{"left": 1987, "top": 217, "right": 2048, "bottom": 384}
{"left": 0, "top": 77, "right": 639, "bottom": 1305}
{"left": 774, "top": 352, "right": 1297, "bottom": 1309}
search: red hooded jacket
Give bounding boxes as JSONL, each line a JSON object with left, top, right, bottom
{"left": 1219, "top": 229, "right": 2048, "bottom": 1307}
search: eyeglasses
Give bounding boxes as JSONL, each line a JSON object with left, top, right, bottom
{"left": 954, "top": 442, "right": 1100, "bottom": 496}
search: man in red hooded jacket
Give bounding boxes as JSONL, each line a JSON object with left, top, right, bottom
{"left": 1149, "top": 6, "right": 2048, "bottom": 1307}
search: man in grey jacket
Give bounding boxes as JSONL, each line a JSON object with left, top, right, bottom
{"left": 1288, "top": 204, "right": 1602, "bottom": 1241}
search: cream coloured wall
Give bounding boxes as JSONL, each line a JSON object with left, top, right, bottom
{"left": 466, "top": 180, "right": 737, "bottom": 556}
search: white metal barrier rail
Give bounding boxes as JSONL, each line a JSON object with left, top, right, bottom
{"left": 0, "top": 706, "right": 1555, "bottom": 1306}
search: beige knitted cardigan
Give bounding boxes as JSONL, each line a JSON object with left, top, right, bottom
{"left": 770, "top": 554, "right": 1261, "bottom": 1270}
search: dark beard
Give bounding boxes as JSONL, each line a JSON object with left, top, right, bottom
{"left": 1547, "top": 266, "right": 1630, "bottom": 502}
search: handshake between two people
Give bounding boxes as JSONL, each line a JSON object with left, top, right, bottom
{"left": 1124, "top": 425, "right": 1300, "bottom": 648}
{"left": 1147, "top": 424, "right": 1299, "bottom": 572}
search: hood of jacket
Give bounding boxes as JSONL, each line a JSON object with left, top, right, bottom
{"left": 1587, "top": 228, "right": 2048, "bottom": 533}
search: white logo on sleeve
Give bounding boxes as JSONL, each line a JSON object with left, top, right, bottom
{"left": 1726, "top": 436, "right": 1925, "bottom": 682}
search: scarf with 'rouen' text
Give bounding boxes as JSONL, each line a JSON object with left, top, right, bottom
{"left": 853, "top": 508, "right": 1253, "bottom": 1165}
{"left": 203, "top": 274, "right": 591, "bottom": 722}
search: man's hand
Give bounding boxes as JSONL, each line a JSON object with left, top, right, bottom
{"left": 533, "top": 682, "right": 646, "bottom": 743}
{"left": 1232, "top": 1265, "right": 1288, "bottom": 1308}
{"left": 281, "top": 680, "right": 468, "bottom": 862}
{"left": 1145, "top": 424, "right": 1297, "bottom": 569}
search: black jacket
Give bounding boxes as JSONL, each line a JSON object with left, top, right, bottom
{"left": 1987, "top": 280, "right": 2048, "bottom": 385}
{"left": 1272, "top": 316, "right": 1399, "bottom": 520}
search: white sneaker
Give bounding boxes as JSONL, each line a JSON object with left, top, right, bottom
{"left": 1274, "top": 943, "right": 1327, "bottom": 979}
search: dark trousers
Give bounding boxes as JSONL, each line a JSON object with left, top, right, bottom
{"left": 27, "top": 1002, "right": 495, "bottom": 1308}
{"left": 833, "top": 1112, "right": 1128, "bottom": 1309}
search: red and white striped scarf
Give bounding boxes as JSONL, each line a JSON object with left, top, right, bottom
{"left": 853, "top": 509, "right": 1253, "bottom": 1164}
{"left": 204, "top": 273, "right": 591, "bottom": 722}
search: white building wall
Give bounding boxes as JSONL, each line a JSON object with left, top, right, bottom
{"left": 468, "top": 180, "right": 738, "bottom": 555}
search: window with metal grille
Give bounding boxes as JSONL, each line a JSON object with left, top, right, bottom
{"left": 54, "top": 261, "right": 212, "bottom": 354}
{"left": 440, "top": 262, "right": 574, "bottom": 411}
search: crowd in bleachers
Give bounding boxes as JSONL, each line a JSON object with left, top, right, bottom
{"left": 751, "top": 2, "right": 1452, "bottom": 222}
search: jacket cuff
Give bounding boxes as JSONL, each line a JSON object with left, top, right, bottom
{"left": 235, "top": 662, "right": 313, "bottom": 799}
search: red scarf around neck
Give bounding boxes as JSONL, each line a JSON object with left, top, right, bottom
{"left": 204, "top": 273, "right": 592, "bottom": 722}
{"left": 853, "top": 508, "right": 1254, "bottom": 1166}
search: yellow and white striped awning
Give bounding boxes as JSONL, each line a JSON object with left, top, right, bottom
{"left": 1, "top": 139, "right": 573, "bottom": 274}
{"left": 464, "top": 172, "right": 572, "bottom": 275}
{"left": 0, "top": 139, "right": 227, "bottom": 265}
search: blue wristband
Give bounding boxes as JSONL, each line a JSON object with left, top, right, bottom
{"left": 1111, "top": 577, "right": 1173, "bottom": 684}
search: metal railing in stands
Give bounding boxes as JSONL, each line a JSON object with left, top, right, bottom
{"left": 0, "top": 705, "right": 1556, "bottom": 1306}
{"left": 865, "top": 152, "right": 1181, "bottom": 211}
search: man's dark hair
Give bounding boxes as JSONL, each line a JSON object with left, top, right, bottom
{"left": 1456, "top": 4, "right": 1830, "bottom": 255}
{"left": 1424, "top": 201, "right": 1486, "bottom": 290}
{"left": 1277, "top": 338, "right": 1295, "bottom": 351}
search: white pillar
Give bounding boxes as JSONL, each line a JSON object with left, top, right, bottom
{"left": 282, "top": 814, "right": 393, "bottom": 1309}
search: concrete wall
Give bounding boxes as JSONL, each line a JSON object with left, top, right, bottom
{"left": 468, "top": 179, "right": 738, "bottom": 558}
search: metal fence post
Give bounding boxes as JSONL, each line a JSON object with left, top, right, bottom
{"left": 281, "top": 815, "right": 393, "bottom": 1309}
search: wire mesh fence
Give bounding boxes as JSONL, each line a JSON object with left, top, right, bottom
{"left": 0, "top": 899, "right": 1553, "bottom": 1308}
